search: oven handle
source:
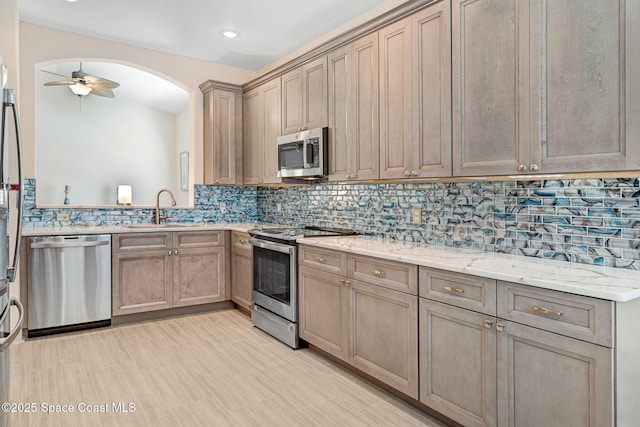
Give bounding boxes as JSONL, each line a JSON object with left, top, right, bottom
{"left": 0, "top": 298, "right": 24, "bottom": 352}
{"left": 248, "top": 238, "right": 295, "bottom": 255}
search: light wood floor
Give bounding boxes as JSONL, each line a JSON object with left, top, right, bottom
{"left": 9, "top": 309, "right": 447, "bottom": 427}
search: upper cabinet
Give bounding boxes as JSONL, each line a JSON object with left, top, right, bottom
{"left": 379, "top": 1, "right": 452, "bottom": 179}
{"left": 200, "top": 81, "right": 243, "bottom": 185}
{"left": 327, "top": 33, "right": 380, "bottom": 181}
{"left": 281, "top": 56, "right": 328, "bottom": 135}
{"left": 453, "top": 0, "right": 640, "bottom": 176}
{"left": 243, "top": 79, "right": 282, "bottom": 185}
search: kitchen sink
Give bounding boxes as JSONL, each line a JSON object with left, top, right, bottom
{"left": 124, "top": 223, "right": 201, "bottom": 229}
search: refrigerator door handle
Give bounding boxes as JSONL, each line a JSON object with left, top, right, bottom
{"left": 0, "top": 298, "right": 24, "bottom": 352}
{"left": 2, "top": 88, "right": 23, "bottom": 283}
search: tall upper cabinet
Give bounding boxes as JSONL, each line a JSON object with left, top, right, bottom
{"left": 243, "top": 79, "right": 282, "bottom": 185}
{"left": 327, "top": 33, "right": 380, "bottom": 181}
{"left": 281, "top": 56, "right": 328, "bottom": 135}
{"left": 200, "top": 81, "right": 243, "bottom": 185}
{"left": 453, "top": 0, "right": 640, "bottom": 176}
{"left": 379, "top": 0, "right": 452, "bottom": 179}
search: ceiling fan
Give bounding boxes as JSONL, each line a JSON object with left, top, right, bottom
{"left": 43, "top": 63, "right": 120, "bottom": 98}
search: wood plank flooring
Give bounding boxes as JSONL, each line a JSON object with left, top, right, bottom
{"left": 9, "top": 309, "right": 447, "bottom": 426}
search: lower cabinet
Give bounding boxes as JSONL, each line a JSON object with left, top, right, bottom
{"left": 230, "top": 231, "right": 252, "bottom": 311}
{"left": 298, "top": 245, "right": 419, "bottom": 399}
{"left": 112, "top": 231, "right": 228, "bottom": 316}
{"left": 419, "top": 267, "right": 614, "bottom": 427}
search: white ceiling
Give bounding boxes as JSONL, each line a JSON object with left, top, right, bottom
{"left": 19, "top": 0, "right": 392, "bottom": 71}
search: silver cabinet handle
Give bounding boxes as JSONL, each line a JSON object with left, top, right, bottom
{"left": 483, "top": 319, "right": 494, "bottom": 329}
{"left": 443, "top": 286, "right": 465, "bottom": 295}
{"left": 370, "top": 269, "right": 386, "bottom": 277}
{"left": 518, "top": 164, "right": 527, "bottom": 172}
{"left": 315, "top": 257, "right": 327, "bottom": 263}
{"left": 533, "top": 305, "right": 563, "bottom": 317}
{"left": 168, "top": 250, "right": 172, "bottom": 256}
{"left": 529, "top": 164, "right": 540, "bottom": 172}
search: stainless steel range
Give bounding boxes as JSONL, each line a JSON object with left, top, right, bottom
{"left": 248, "top": 226, "right": 356, "bottom": 348}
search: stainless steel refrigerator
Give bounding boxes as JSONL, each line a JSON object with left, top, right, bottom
{"left": 0, "top": 54, "right": 25, "bottom": 427}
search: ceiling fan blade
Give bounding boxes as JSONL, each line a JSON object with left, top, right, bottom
{"left": 84, "top": 75, "right": 120, "bottom": 88}
{"left": 44, "top": 80, "right": 75, "bottom": 86}
{"left": 89, "top": 87, "right": 115, "bottom": 98}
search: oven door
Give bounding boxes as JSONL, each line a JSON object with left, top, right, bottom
{"left": 249, "top": 238, "right": 297, "bottom": 322}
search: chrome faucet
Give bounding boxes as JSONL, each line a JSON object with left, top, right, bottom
{"left": 155, "top": 189, "right": 177, "bottom": 224}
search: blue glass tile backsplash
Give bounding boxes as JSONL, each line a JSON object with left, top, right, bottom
{"left": 23, "top": 177, "right": 640, "bottom": 270}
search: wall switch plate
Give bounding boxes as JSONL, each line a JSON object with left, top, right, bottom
{"left": 219, "top": 201, "right": 227, "bottom": 214}
{"left": 56, "top": 213, "right": 70, "bottom": 221}
{"left": 276, "top": 202, "right": 282, "bottom": 213}
{"left": 411, "top": 208, "right": 421, "bottom": 224}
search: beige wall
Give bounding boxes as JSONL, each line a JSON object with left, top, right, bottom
{"left": 19, "top": 22, "right": 257, "bottom": 185}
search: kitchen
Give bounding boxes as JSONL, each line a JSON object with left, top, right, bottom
{"left": 1, "top": 0, "right": 640, "bottom": 426}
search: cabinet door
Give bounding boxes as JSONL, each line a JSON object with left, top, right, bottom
{"left": 243, "top": 88, "right": 261, "bottom": 185}
{"left": 350, "top": 33, "right": 380, "bottom": 181}
{"left": 497, "top": 321, "right": 613, "bottom": 427}
{"left": 281, "top": 67, "right": 302, "bottom": 135}
{"left": 203, "top": 87, "right": 242, "bottom": 185}
{"left": 302, "top": 56, "right": 328, "bottom": 130}
{"left": 420, "top": 299, "right": 497, "bottom": 427}
{"left": 348, "top": 279, "right": 418, "bottom": 399}
{"left": 379, "top": 17, "right": 412, "bottom": 179}
{"left": 112, "top": 250, "right": 172, "bottom": 315}
{"left": 452, "top": 0, "right": 529, "bottom": 176}
{"left": 299, "top": 266, "right": 348, "bottom": 361}
{"left": 173, "top": 246, "right": 227, "bottom": 307}
{"left": 528, "top": 0, "right": 639, "bottom": 173}
{"left": 412, "top": 1, "right": 452, "bottom": 178}
{"left": 327, "top": 44, "right": 351, "bottom": 181}
{"left": 261, "top": 79, "right": 282, "bottom": 184}
{"left": 231, "top": 246, "right": 252, "bottom": 311}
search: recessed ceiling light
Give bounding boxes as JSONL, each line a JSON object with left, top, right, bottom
{"left": 65, "top": 0, "right": 78, "bottom": 2}
{"left": 220, "top": 30, "right": 240, "bottom": 39}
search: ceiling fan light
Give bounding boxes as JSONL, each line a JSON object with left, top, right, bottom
{"left": 69, "top": 83, "right": 92, "bottom": 96}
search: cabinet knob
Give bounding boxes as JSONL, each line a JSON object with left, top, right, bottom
{"left": 339, "top": 279, "right": 351, "bottom": 287}
{"left": 496, "top": 322, "right": 505, "bottom": 332}
{"left": 215, "top": 179, "right": 220, "bottom": 184}
{"left": 529, "top": 164, "right": 540, "bottom": 172}
{"left": 404, "top": 171, "right": 411, "bottom": 177}
{"left": 168, "top": 250, "right": 172, "bottom": 256}
{"left": 174, "top": 250, "right": 179, "bottom": 255}
{"left": 315, "top": 257, "right": 327, "bottom": 263}
{"left": 370, "top": 269, "right": 386, "bottom": 277}
{"left": 483, "top": 319, "right": 494, "bottom": 329}
{"left": 412, "top": 171, "right": 418, "bottom": 177}
{"left": 518, "top": 164, "right": 527, "bottom": 172}
{"left": 239, "top": 239, "right": 247, "bottom": 245}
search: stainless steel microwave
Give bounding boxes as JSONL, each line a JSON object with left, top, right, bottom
{"left": 277, "top": 127, "right": 328, "bottom": 179}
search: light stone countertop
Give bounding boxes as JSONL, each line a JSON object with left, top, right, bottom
{"left": 298, "top": 235, "right": 640, "bottom": 302}
{"left": 21, "top": 222, "right": 259, "bottom": 236}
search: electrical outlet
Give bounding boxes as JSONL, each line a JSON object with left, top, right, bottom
{"left": 276, "top": 202, "right": 282, "bottom": 213}
{"left": 219, "top": 201, "right": 227, "bottom": 214}
{"left": 56, "top": 213, "right": 70, "bottom": 221}
{"left": 411, "top": 208, "right": 421, "bottom": 225}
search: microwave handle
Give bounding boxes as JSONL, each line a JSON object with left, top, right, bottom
{"left": 304, "top": 141, "right": 313, "bottom": 168}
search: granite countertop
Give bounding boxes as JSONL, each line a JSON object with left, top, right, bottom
{"left": 298, "top": 235, "right": 640, "bottom": 302}
{"left": 21, "top": 222, "right": 259, "bottom": 236}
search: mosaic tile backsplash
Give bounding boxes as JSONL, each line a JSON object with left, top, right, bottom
{"left": 22, "top": 179, "right": 257, "bottom": 225}
{"left": 23, "top": 177, "right": 640, "bottom": 270}
{"left": 258, "top": 178, "right": 640, "bottom": 270}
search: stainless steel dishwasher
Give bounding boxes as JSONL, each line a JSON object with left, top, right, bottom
{"left": 28, "top": 235, "right": 111, "bottom": 337}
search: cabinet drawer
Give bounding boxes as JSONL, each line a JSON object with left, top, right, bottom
{"left": 348, "top": 254, "right": 417, "bottom": 295}
{"left": 113, "top": 233, "right": 171, "bottom": 252}
{"left": 420, "top": 268, "right": 497, "bottom": 316}
{"left": 174, "top": 231, "right": 226, "bottom": 248}
{"left": 299, "top": 245, "right": 347, "bottom": 275}
{"left": 497, "top": 282, "right": 613, "bottom": 347}
{"left": 231, "top": 232, "right": 251, "bottom": 250}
